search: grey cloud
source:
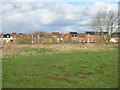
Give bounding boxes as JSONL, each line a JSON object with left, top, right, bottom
{"left": 1, "top": 2, "right": 118, "bottom": 33}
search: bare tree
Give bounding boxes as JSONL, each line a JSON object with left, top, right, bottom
{"left": 91, "top": 10, "right": 118, "bottom": 43}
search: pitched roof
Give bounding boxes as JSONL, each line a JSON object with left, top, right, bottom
{"left": 85, "top": 31, "right": 95, "bottom": 35}
{"left": 69, "top": 32, "right": 78, "bottom": 34}
{"left": 51, "top": 32, "right": 60, "bottom": 37}
{"left": 85, "top": 31, "right": 108, "bottom": 35}
{"left": 69, "top": 32, "right": 78, "bottom": 37}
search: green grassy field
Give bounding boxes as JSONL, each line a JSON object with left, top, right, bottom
{"left": 2, "top": 47, "right": 118, "bottom": 88}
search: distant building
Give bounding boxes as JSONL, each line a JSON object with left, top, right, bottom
{"left": 84, "top": 31, "right": 96, "bottom": 43}
{"left": 0, "top": 34, "right": 13, "bottom": 43}
{"left": 69, "top": 32, "right": 78, "bottom": 37}
{"left": 110, "top": 32, "right": 120, "bottom": 43}
{"left": 1, "top": 31, "right": 119, "bottom": 44}
{"left": 77, "top": 33, "right": 87, "bottom": 43}
{"left": 51, "top": 32, "right": 60, "bottom": 37}
{"left": 85, "top": 31, "right": 108, "bottom": 43}
{"left": 85, "top": 31, "right": 96, "bottom": 35}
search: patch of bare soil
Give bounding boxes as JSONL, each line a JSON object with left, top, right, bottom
{"left": 23, "top": 73, "right": 38, "bottom": 77}
{"left": 79, "top": 76, "right": 88, "bottom": 79}
{"left": 52, "top": 73, "right": 59, "bottom": 76}
{"left": 50, "top": 65, "right": 57, "bottom": 68}
{"left": 60, "top": 70, "right": 69, "bottom": 73}
{"left": 75, "top": 72, "right": 84, "bottom": 75}
{"left": 44, "top": 76, "right": 68, "bottom": 81}
{"left": 85, "top": 72, "right": 95, "bottom": 75}
{"left": 64, "top": 74, "right": 71, "bottom": 77}
{"left": 96, "top": 71, "right": 104, "bottom": 75}
{"left": 76, "top": 72, "right": 95, "bottom": 75}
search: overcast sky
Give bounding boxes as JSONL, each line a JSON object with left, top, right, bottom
{"left": 0, "top": 0, "right": 119, "bottom": 33}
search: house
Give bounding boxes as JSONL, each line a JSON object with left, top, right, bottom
{"left": 112, "top": 32, "right": 120, "bottom": 37}
{"left": 48, "top": 32, "right": 65, "bottom": 43}
{"left": 51, "top": 32, "right": 60, "bottom": 37}
{"left": 111, "top": 32, "right": 120, "bottom": 43}
{"left": 85, "top": 31, "right": 108, "bottom": 43}
{"left": 51, "top": 32, "right": 61, "bottom": 42}
{"left": 64, "top": 33, "right": 72, "bottom": 42}
{"left": 16, "top": 33, "right": 32, "bottom": 44}
{"left": 59, "top": 33, "right": 65, "bottom": 42}
{"left": 31, "top": 33, "right": 44, "bottom": 43}
{"left": 77, "top": 33, "right": 87, "bottom": 43}
{"left": 2, "top": 34, "right": 13, "bottom": 43}
{"left": 0, "top": 33, "right": 15, "bottom": 43}
{"left": 70, "top": 32, "right": 78, "bottom": 41}
{"left": 9, "top": 33, "right": 17, "bottom": 42}
{"left": 64, "top": 32, "right": 78, "bottom": 42}
{"left": 69, "top": 32, "right": 78, "bottom": 37}
{"left": 85, "top": 31, "right": 96, "bottom": 43}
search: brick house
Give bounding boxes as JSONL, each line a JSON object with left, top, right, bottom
{"left": 51, "top": 32, "right": 60, "bottom": 43}
{"left": 85, "top": 31, "right": 108, "bottom": 43}
{"left": 64, "top": 32, "right": 78, "bottom": 42}
{"left": 49, "top": 32, "right": 65, "bottom": 43}
{"left": 85, "top": 31, "right": 96, "bottom": 43}
{"left": 77, "top": 33, "right": 87, "bottom": 43}
{"left": 31, "top": 33, "right": 44, "bottom": 44}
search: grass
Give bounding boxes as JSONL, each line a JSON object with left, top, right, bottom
{"left": 2, "top": 46, "right": 118, "bottom": 88}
